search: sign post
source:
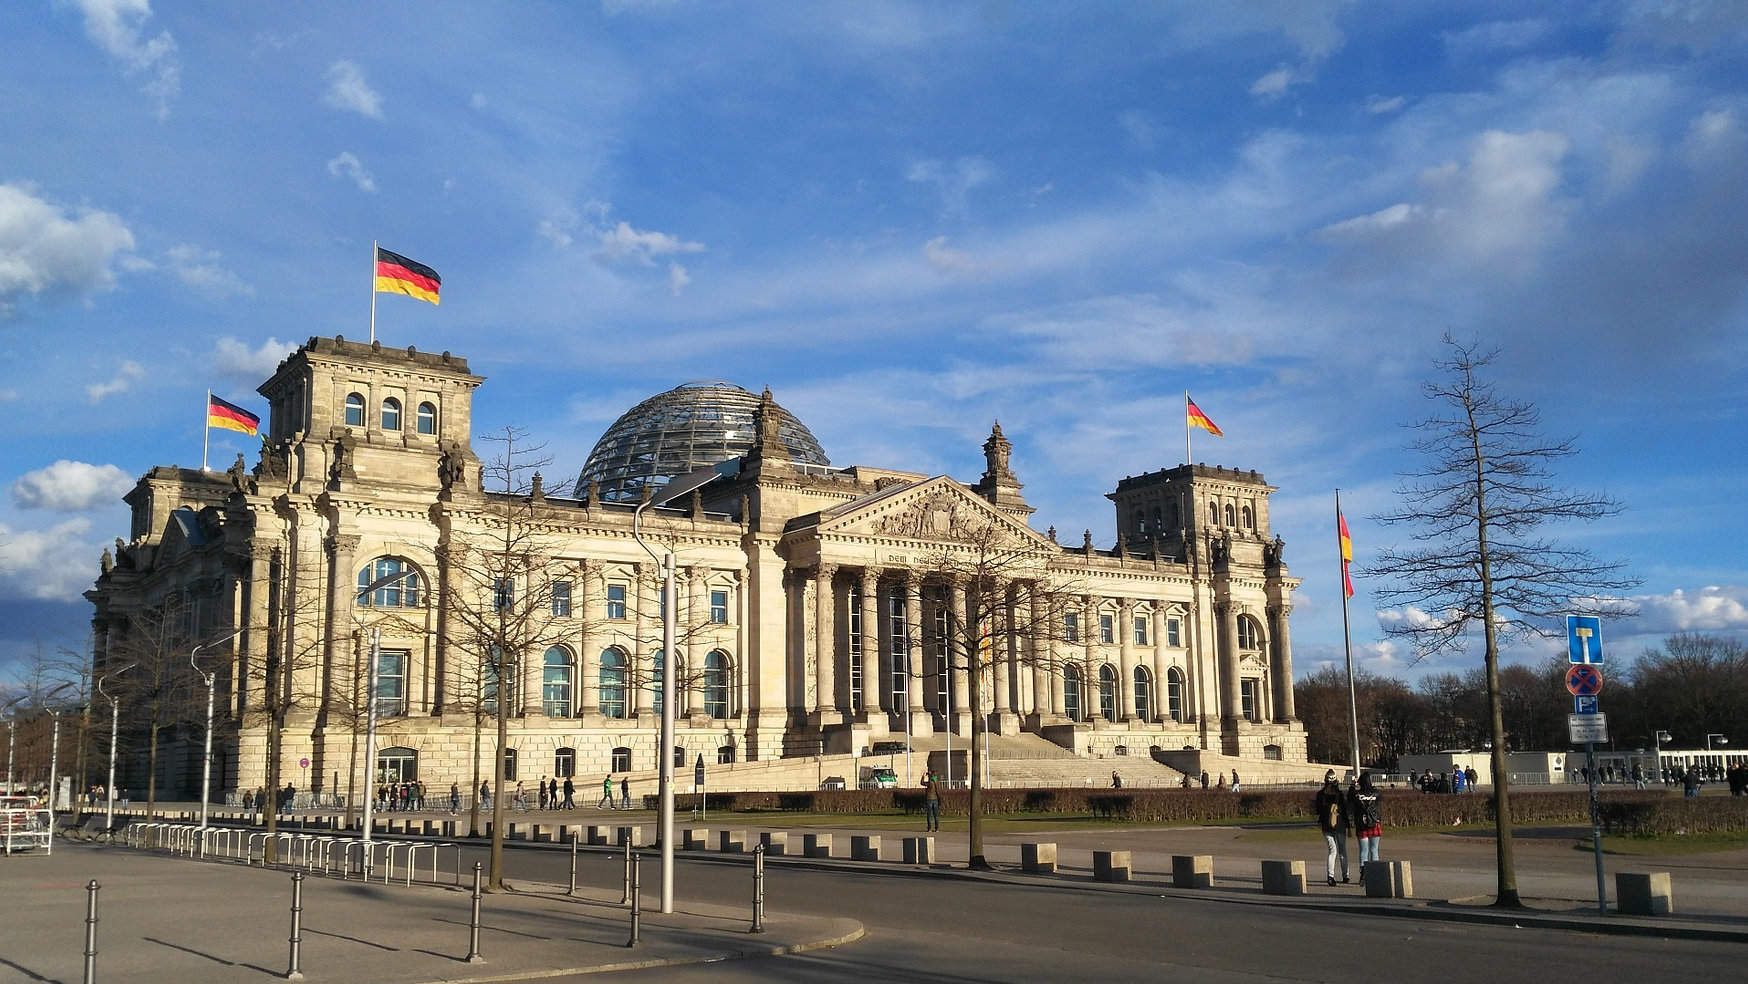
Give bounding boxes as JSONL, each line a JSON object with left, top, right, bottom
{"left": 1567, "top": 615, "right": 1608, "bottom": 917}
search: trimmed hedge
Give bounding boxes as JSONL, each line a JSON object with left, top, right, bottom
{"left": 670, "top": 787, "right": 1748, "bottom": 832}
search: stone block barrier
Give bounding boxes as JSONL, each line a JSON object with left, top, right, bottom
{"left": 718, "top": 829, "right": 747, "bottom": 853}
{"left": 1363, "top": 860, "right": 1413, "bottom": 899}
{"left": 851, "top": 834, "right": 882, "bottom": 862}
{"left": 1617, "top": 871, "right": 1673, "bottom": 916}
{"left": 1261, "top": 859, "right": 1305, "bottom": 895}
{"left": 683, "top": 828, "right": 708, "bottom": 850}
{"left": 1172, "top": 854, "right": 1214, "bottom": 889}
{"left": 1021, "top": 842, "right": 1057, "bottom": 875}
{"left": 1093, "top": 850, "right": 1132, "bottom": 883}
{"left": 803, "top": 833, "right": 834, "bottom": 859}
{"left": 587, "top": 825, "right": 609, "bottom": 846}
{"left": 759, "top": 831, "right": 788, "bottom": 856}
{"left": 903, "top": 836, "right": 935, "bottom": 864}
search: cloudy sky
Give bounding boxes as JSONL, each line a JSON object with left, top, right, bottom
{"left": 3, "top": 1, "right": 1745, "bottom": 690}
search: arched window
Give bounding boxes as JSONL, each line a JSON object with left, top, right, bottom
{"left": 1237, "top": 616, "right": 1263, "bottom": 650}
{"left": 1098, "top": 664, "right": 1117, "bottom": 722}
{"left": 381, "top": 396, "right": 402, "bottom": 430}
{"left": 1165, "top": 500, "right": 1179, "bottom": 529}
{"left": 717, "top": 744, "right": 736, "bottom": 764}
{"left": 553, "top": 747, "right": 575, "bottom": 778}
{"left": 703, "top": 650, "right": 730, "bottom": 718}
{"left": 345, "top": 392, "right": 365, "bottom": 427}
{"left": 358, "top": 557, "right": 421, "bottom": 607}
{"left": 599, "top": 647, "right": 628, "bottom": 718}
{"left": 416, "top": 401, "right": 437, "bottom": 435}
{"left": 1224, "top": 503, "right": 1236, "bottom": 526}
{"left": 376, "top": 746, "right": 418, "bottom": 784}
{"left": 542, "top": 646, "right": 573, "bottom": 717}
{"left": 1167, "top": 667, "right": 1185, "bottom": 722}
{"left": 1241, "top": 505, "right": 1254, "bottom": 529}
{"left": 1208, "top": 502, "right": 1219, "bottom": 525}
{"left": 1064, "top": 664, "right": 1083, "bottom": 722}
{"left": 1133, "top": 666, "right": 1153, "bottom": 721}
{"left": 610, "top": 746, "right": 631, "bottom": 773}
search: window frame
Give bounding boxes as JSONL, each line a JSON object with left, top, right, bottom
{"left": 381, "top": 396, "right": 402, "bottom": 431}
{"left": 345, "top": 392, "right": 365, "bottom": 427}
{"left": 416, "top": 401, "right": 437, "bottom": 435}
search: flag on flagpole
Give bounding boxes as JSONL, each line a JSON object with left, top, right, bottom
{"left": 1337, "top": 509, "right": 1355, "bottom": 598}
{"left": 374, "top": 247, "right": 441, "bottom": 305}
{"left": 1186, "top": 396, "right": 1223, "bottom": 437}
{"left": 207, "top": 394, "right": 260, "bottom": 436}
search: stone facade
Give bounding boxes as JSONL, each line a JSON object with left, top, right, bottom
{"left": 87, "top": 336, "right": 1305, "bottom": 801}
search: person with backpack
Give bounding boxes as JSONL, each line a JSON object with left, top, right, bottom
{"left": 1314, "top": 770, "right": 1350, "bottom": 886}
{"left": 1350, "top": 771, "right": 1382, "bottom": 877}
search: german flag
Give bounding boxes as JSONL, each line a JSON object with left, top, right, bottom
{"left": 1186, "top": 396, "right": 1223, "bottom": 437}
{"left": 375, "top": 247, "right": 440, "bottom": 305}
{"left": 208, "top": 394, "right": 260, "bottom": 437}
{"left": 1338, "top": 510, "right": 1355, "bottom": 598}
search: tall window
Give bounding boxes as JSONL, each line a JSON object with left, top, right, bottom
{"left": 1167, "top": 667, "right": 1185, "bottom": 722}
{"left": 1241, "top": 505, "right": 1254, "bottom": 529}
{"left": 345, "top": 393, "right": 365, "bottom": 427}
{"left": 542, "top": 646, "right": 573, "bottom": 717}
{"left": 1133, "top": 616, "right": 1149, "bottom": 645}
{"left": 610, "top": 746, "right": 631, "bottom": 773}
{"left": 381, "top": 396, "right": 402, "bottom": 430}
{"left": 1063, "top": 613, "right": 1079, "bottom": 642}
{"left": 606, "top": 583, "right": 627, "bottom": 620}
{"left": 1225, "top": 503, "right": 1236, "bottom": 526}
{"left": 501, "top": 747, "right": 518, "bottom": 781}
{"left": 1133, "top": 666, "right": 1153, "bottom": 721}
{"left": 1098, "top": 664, "right": 1117, "bottom": 722}
{"left": 553, "top": 747, "right": 575, "bottom": 778}
{"left": 599, "top": 647, "right": 627, "bottom": 718}
{"left": 358, "top": 557, "right": 421, "bottom": 607}
{"left": 704, "top": 650, "right": 730, "bottom": 718}
{"left": 1166, "top": 617, "right": 1182, "bottom": 647}
{"left": 889, "top": 591, "right": 908, "bottom": 709}
{"left": 1099, "top": 614, "right": 1115, "bottom": 645}
{"left": 1064, "top": 664, "right": 1083, "bottom": 722}
{"left": 1241, "top": 679, "right": 1259, "bottom": 722}
{"left": 416, "top": 401, "right": 437, "bottom": 435}
{"left": 709, "top": 589, "right": 729, "bottom": 624}
{"left": 551, "top": 581, "right": 572, "bottom": 617}
{"left": 1237, "top": 616, "right": 1262, "bottom": 650}
{"left": 376, "top": 650, "right": 408, "bottom": 716}
{"left": 848, "top": 589, "right": 864, "bottom": 713}
{"left": 493, "top": 578, "right": 514, "bottom": 612}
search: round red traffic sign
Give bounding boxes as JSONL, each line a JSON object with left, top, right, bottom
{"left": 1566, "top": 664, "right": 1603, "bottom": 697}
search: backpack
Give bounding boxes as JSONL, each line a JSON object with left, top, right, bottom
{"left": 1323, "top": 797, "right": 1342, "bottom": 829}
{"left": 1357, "top": 793, "right": 1380, "bottom": 829}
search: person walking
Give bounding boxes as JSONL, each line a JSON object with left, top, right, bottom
{"left": 538, "top": 776, "right": 550, "bottom": 810}
{"left": 923, "top": 772, "right": 943, "bottom": 831}
{"left": 1231, "top": 770, "right": 1242, "bottom": 794}
{"left": 448, "top": 782, "right": 461, "bottom": 815}
{"left": 479, "top": 780, "right": 491, "bottom": 811}
{"left": 597, "top": 775, "right": 613, "bottom": 809}
{"left": 1314, "top": 770, "right": 1350, "bottom": 886}
{"left": 553, "top": 776, "right": 565, "bottom": 809}
{"left": 620, "top": 776, "right": 631, "bottom": 809}
{"left": 1350, "top": 772, "right": 1382, "bottom": 878}
{"left": 515, "top": 781, "right": 527, "bottom": 811}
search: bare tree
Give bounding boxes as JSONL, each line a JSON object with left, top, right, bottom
{"left": 1626, "top": 633, "right": 1748, "bottom": 747}
{"left": 103, "top": 596, "right": 206, "bottom": 815}
{"left": 1369, "top": 335, "right": 1638, "bottom": 908}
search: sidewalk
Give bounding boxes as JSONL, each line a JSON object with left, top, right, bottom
{"left": 0, "top": 840, "right": 862, "bottom": 984}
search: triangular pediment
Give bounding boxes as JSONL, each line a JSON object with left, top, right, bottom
{"left": 812, "top": 476, "right": 1053, "bottom": 549}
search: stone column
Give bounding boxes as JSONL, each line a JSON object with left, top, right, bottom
{"left": 1028, "top": 584, "right": 1050, "bottom": 724}
{"left": 1151, "top": 608, "right": 1170, "bottom": 724}
{"left": 863, "top": 568, "right": 888, "bottom": 717}
{"left": 814, "top": 564, "right": 839, "bottom": 724}
{"left": 577, "top": 562, "right": 598, "bottom": 718}
{"left": 1117, "top": 599, "right": 1136, "bottom": 722}
{"left": 1269, "top": 603, "right": 1296, "bottom": 722}
{"left": 904, "top": 575, "right": 932, "bottom": 736}
{"left": 1217, "top": 600, "right": 1241, "bottom": 728}
{"left": 634, "top": 563, "right": 654, "bottom": 717}
{"left": 325, "top": 533, "right": 361, "bottom": 719}
{"left": 242, "top": 543, "right": 275, "bottom": 718}
{"left": 949, "top": 580, "right": 971, "bottom": 735}
{"left": 687, "top": 566, "right": 708, "bottom": 721}
{"left": 1082, "top": 595, "right": 1097, "bottom": 721}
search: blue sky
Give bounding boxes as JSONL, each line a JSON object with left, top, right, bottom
{"left": 3, "top": 1, "right": 1745, "bottom": 689}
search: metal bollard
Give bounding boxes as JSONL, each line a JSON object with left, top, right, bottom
{"left": 752, "top": 844, "right": 766, "bottom": 934}
{"left": 285, "top": 872, "right": 305, "bottom": 980}
{"left": 625, "top": 853, "right": 641, "bottom": 948}
{"left": 465, "top": 861, "right": 485, "bottom": 964}
{"left": 82, "top": 880, "right": 100, "bottom": 984}
{"left": 569, "top": 832, "right": 578, "bottom": 896}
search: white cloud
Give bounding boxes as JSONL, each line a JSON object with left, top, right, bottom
{"left": 1628, "top": 586, "right": 1748, "bottom": 634}
{"left": 1442, "top": 18, "right": 1551, "bottom": 57}
{"left": 921, "top": 236, "right": 982, "bottom": 276}
{"left": 594, "top": 220, "right": 704, "bottom": 266}
{"left": 0, "top": 518, "right": 101, "bottom": 601}
{"left": 85, "top": 360, "right": 143, "bottom": 403}
{"left": 326, "top": 152, "right": 377, "bottom": 192}
{"left": 11, "top": 461, "right": 132, "bottom": 511}
{"left": 321, "top": 60, "right": 383, "bottom": 119}
{"left": 0, "top": 182, "right": 135, "bottom": 313}
{"left": 906, "top": 157, "right": 992, "bottom": 215}
{"left": 667, "top": 261, "right": 691, "bottom": 296}
{"left": 165, "top": 244, "right": 254, "bottom": 299}
{"left": 1250, "top": 65, "right": 1296, "bottom": 100}
{"left": 1680, "top": 107, "right": 1745, "bottom": 168}
{"left": 1366, "top": 94, "right": 1406, "bottom": 115}
{"left": 67, "top": 0, "right": 180, "bottom": 119}
{"left": 212, "top": 336, "right": 294, "bottom": 381}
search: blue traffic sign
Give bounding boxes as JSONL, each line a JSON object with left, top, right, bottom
{"left": 1573, "top": 695, "right": 1599, "bottom": 715}
{"left": 1567, "top": 615, "right": 1603, "bottom": 664}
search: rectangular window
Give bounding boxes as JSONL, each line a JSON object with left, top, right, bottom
{"left": 1134, "top": 616, "right": 1149, "bottom": 646}
{"left": 1099, "top": 614, "right": 1115, "bottom": 644}
{"left": 376, "top": 650, "right": 408, "bottom": 716}
{"left": 848, "top": 589, "right": 864, "bottom": 713}
{"left": 1241, "top": 679, "right": 1259, "bottom": 722}
{"left": 1063, "top": 613, "right": 1079, "bottom": 643}
{"left": 606, "top": 583, "right": 627, "bottom": 620}
{"left": 501, "top": 748, "right": 518, "bottom": 782}
{"left": 710, "top": 589, "right": 729, "bottom": 624}
{"left": 551, "top": 581, "right": 572, "bottom": 617}
{"left": 554, "top": 748, "right": 575, "bottom": 778}
{"left": 890, "top": 592, "right": 908, "bottom": 708}
{"left": 1167, "top": 617, "right": 1182, "bottom": 647}
{"left": 493, "top": 578, "right": 514, "bottom": 612}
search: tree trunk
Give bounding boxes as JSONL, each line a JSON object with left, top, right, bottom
{"left": 489, "top": 682, "right": 509, "bottom": 891}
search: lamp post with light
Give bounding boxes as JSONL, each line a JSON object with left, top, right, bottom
{"left": 1706, "top": 733, "right": 1727, "bottom": 752}
{"left": 1653, "top": 729, "right": 1672, "bottom": 785}
{"left": 355, "top": 567, "right": 421, "bottom": 868}
{"left": 98, "top": 663, "right": 136, "bottom": 830}
{"left": 191, "top": 629, "right": 245, "bottom": 828}
{"left": 631, "top": 458, "right": 739, "bottom": 916}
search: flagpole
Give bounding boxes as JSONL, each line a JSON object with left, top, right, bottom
{"left": 1337, "top": 490, "right": 1360, "bottom": 778}
{"left": 1184, "top": 391, "right": 1192, "bottom": 465}
{"left": 369, "top": 240, "right": 378, "bottom": 344}
{"left": 202, "top": 389, "right": 212, "bottom": 471}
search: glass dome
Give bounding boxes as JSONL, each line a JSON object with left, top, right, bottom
{"left": 573, "top": 381, "right": 830, "bottom": 503}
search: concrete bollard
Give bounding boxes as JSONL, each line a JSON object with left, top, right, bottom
{"left": 903, "top": 836, "right": 935, "bottom": 864}
{"left": 1093, "top": 850, "right": 1132, "bottom": 883}
{"left": 803, "top": 833, "right": 834, "bottom": 859}
{"left": 509, "top": 822, "right": 528, "bottom": 842}
{"left": 617, "top": 825, "right": 646, "bottom": 847}
{"left": 1616, "top": 871, "right": 1673, "bottom": 915}
{"left": 533, "top": 824, "right": 554, "bottom": 843}
{"left": 1172, "top": 854, "right": 1214, "bottom": 888}
{"left": 851, "top": 835, "right": 882, "bottom": 862}
{"left": 759, "top": 831, "right": 788, "bottom": 857}
{"left": 1261, "top": 859, "right": 1306, "bottom": 895}
{"left": 719, "top": 830, "right": 747, "bottom": 853}
{"left": 1021, "top": 842, "right": 1058, "bottom": 875}
{"left": 683, "top": 828, "right": 709, "bottom": 850}
{"left": 588, "top": 825, "right": 609, "bottom": 846}
{"left": 1363, "top": 860, "right": 1414, "bottom": 899}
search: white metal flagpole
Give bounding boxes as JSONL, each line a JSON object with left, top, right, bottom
{"left": 1184, "top": 391, "right": 1192, "bottom": 465}
{"left": 369, "top": 240, "right": 378, "bottom": 344}
{"left": 1337, "top": 490, "right": 1361, "bottom": 778}
{"left": 202, "top": 388, "right": 212, "bottom": 471}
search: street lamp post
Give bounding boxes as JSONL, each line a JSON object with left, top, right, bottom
{"left": 191, "top": 629, "right": 245, "bottom": 829}
{"left": 355, "top": 568, "right": 420, "bottom": 870}
{"left": 1706, "top": 733, "right": 1727, "bottom": 752}
{"left": 1653, "top": 729, "right": 1671, "bottom": 785}
{"left": 98, "top": 663, "right": 136, "bottom": 830}
{"left": 631, "top": 459, "right": 739, "bottom": 916}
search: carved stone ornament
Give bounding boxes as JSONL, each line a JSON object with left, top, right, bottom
{"left": 873, "top": 493, "right": 960, "bottom": 537}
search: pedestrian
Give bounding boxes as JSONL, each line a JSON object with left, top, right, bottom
{"left": 598, "top": 775, "right": 613, "bottom": 809}
{"left": 539, "top": 776, "right": 550, "bottom": 810}
{"left": 1465, "top": 765, "right": 1479, "bottom": 791}
{"left": 1684, "top": 766, "right": 1701, "bottom": 798}
{"left": 449, "top": 782, "right": 461, "bottom": 815}
{"left": 479, "top": 780, "right": 491, "bottom": 810}
{"left": 1231, "top": 770, "right": 1242, "bottom": 794}
{"left": 554, "top": 776, "right": 565, "bottom": 809}
{"left": 1451, "top": 768, "right": 1465, "bottom": 794}
{"left": 1112, "top": 771, "right": 1122, "bottom": 789}
{"left": 1350, "top": 771, "right": 1382, "bottom": 878}
{"left": 620, "top": 776, "right": 631, "bottom": 809}
{"left": 1314, "top": 769, "right": 1350, "bottom": 886}
{"left": 923, "top": 772, "right": 943, "bottom": 831}
{"left": 515, "top": 781, "right": 527, "bottom": 811}
{"left": 243, "top": 788, "right": 254, "bottom": 811}
{"left": 1200, "top": 770, "right": 1210, "bottom": 789}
